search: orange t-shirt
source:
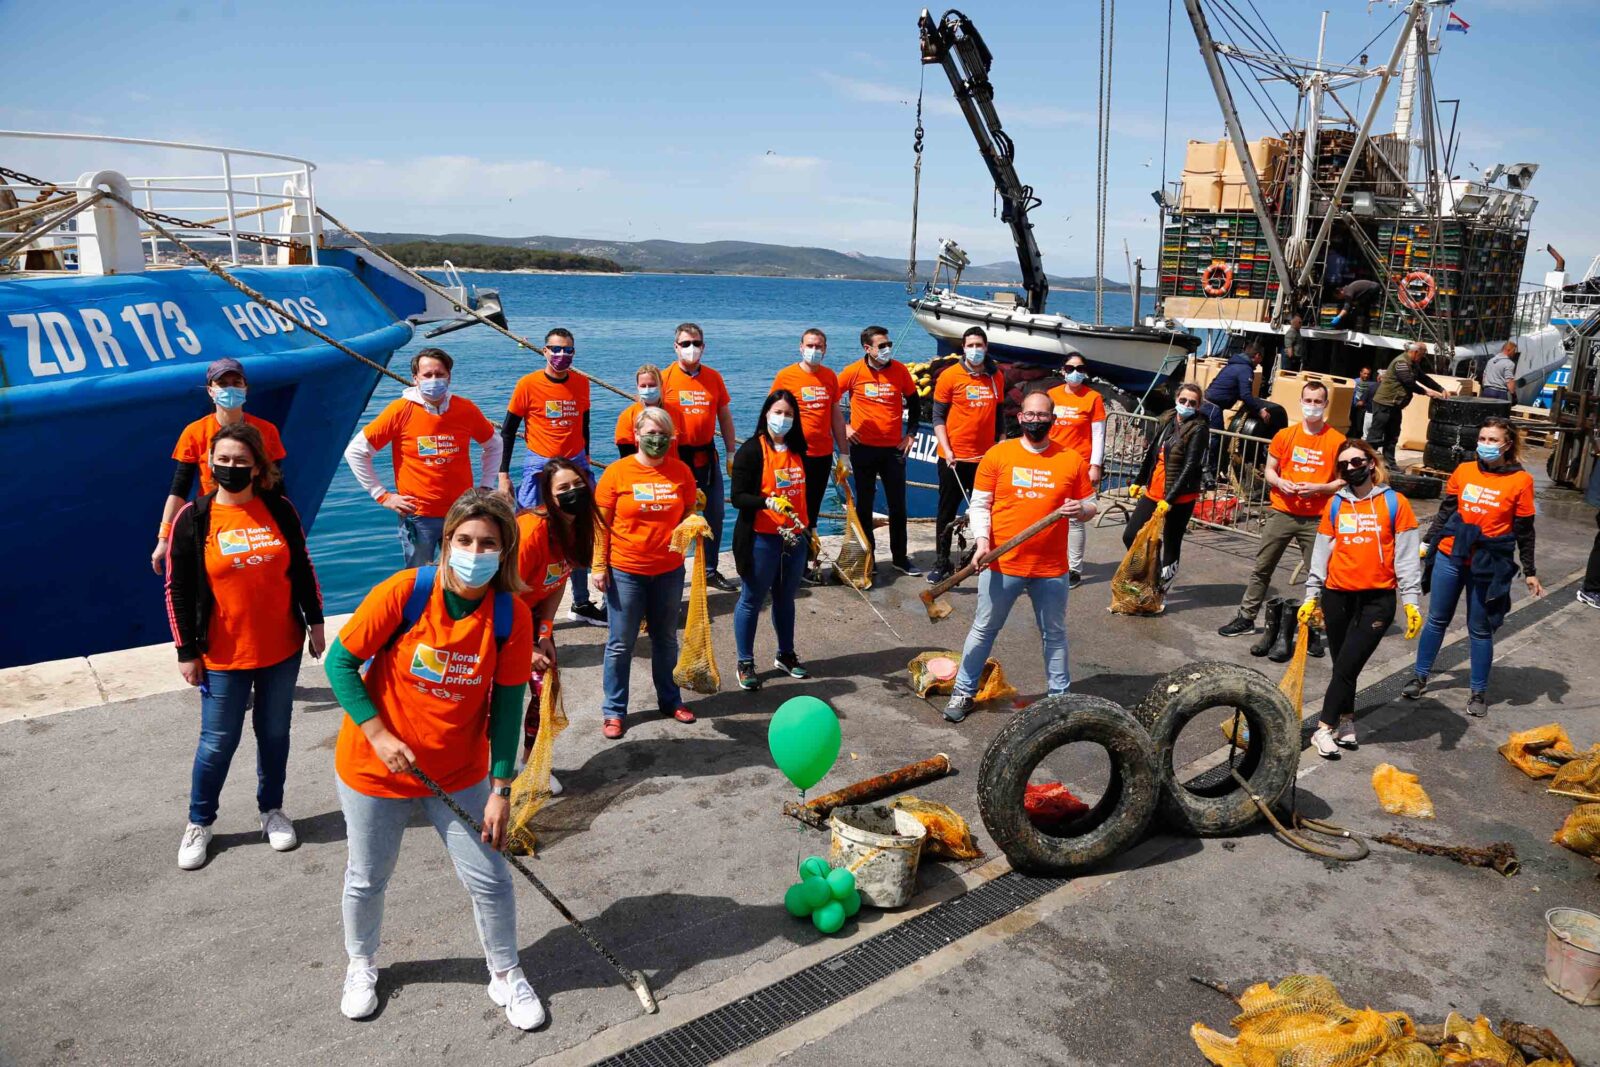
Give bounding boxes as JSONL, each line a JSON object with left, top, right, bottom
{"left": 661, "top": 363, "right": 731, "bottom": 447}
{"left": 1438, "top": 462, "right": 1536, "bottom": 556}
{"left": 1046, "top": 384, "right": 1106, "bottom": 463}
{"left": 363, "top": 396, "right": 494, "bottom": 517}
{"left": 335, "top": 569, "right": 533, "bottom": 799}
{"left": 174, "top": 413, "right": 287, "bottom": 496}
{"left": 516, "top": 510, "right": 572, "bottom": 613}
{"left": 614, "top": 402, "right": 678, "bottom": 459}
{"left": 1319, "top": 490, "right": 1418, "bottom": 591}
{"left": 507, "top": 370, "right": 591, "bottom": 459}
{"left": 756, "top": 438, "right": 809, "bottom": 533}
{"left": 837, "top": 359, "right": 916, "bottom": 448}
{"left": 770, "top": 364, "right": 840, "bottom": 458}
{"left": 1268, "top": 422, "right": 1347, "bottom": 518}
{"left": 201, "top": 497, "right": 304, "bottom": 670}
{"left": 974, "top": 439, "right": 1090, "bottom": 578}
{"left": 934, "top": 364, "right": 1004, "bottom": 461}
{"left": 594, "top": 455, "right": 698, "bottom": 576}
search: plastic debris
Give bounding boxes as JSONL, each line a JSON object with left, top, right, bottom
{"left": 891, "top": 796, "right": 983, "bottom": 860}
{"left": 1498, "top": 724, "right": 1580, "bottom": 780}
{"left": 1372, "top": 763, "right": 1435, "bottom": 819}
{"left": 1023, "top": 782, "right": 1091, "bottom": 830}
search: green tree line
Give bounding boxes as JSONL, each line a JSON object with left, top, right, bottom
{"left": 381, "top": 241, "right": 624, "bottom": 273}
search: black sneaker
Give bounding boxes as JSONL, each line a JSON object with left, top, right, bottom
{"left": 774, "top": 652, "right": 810, "bottom": 679}
{"left": 1400, "top": 675, "right": 1427, "bottom": 700}
{"left": 1217, "top": 614, "right": 1255, "bottom": 638}
{"left": 1465, "top": 691, "right": 1488, "bottom": 718}
{"left": 707, "top": 570, "right": 739, "bottom": 593}
{"left": 736, "top": 660, "right": 761, "bottom": 691}
{"left": 1068, "top": 570, "right": 1083, "bottom": 589}
{"left": 568, "top": 602, "right": 608, "bottom": 627}
{"left": 892, "top": 558, "right": 924, "bottom": 577}
{"left": 926, "top": 564, "right": 953, "bottom": 586}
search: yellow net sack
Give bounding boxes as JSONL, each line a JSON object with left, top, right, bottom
{"left": 1110, "top": 500, "right": 1168, "bottom": 616}
{"left": 1498, "top": 724, "right": 1580, "bottom": 780}
{"left": 908, "top": 651, "right": 962, "bottom": 698}
{"left": 831, "top": 460, "right": 874, "bottom": 590}
{"left": 891, "top": 796, "right": 983, "bottom": 860}
{"left": 1550, "top": 748, "right": 1600, "bottom": 799}
{"left": 1223, "top": 617, "right": 1310, "bottom": 744}
{"left": 1372, "top": 763, "right": 1435, "bottom": 819}
{"left": 507, "top": 666, "right": 569, "bottom": 856}
{"left": 1551, "top": 802, "right": 1600, "bottom": 860}
{"left": 670, "top": 512, "right": 720, "bottom": 694}
{"left": 906, "top": 651, "right": 1015, "bottom": 704}
{"left": 1192, "top": 976, "right": 1421, "bottom": 1067}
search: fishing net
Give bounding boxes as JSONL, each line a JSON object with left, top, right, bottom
{"left": 1549, "top": 748, "right": 1600, "bottom": 799}
{"left": 891, "top": 796, "right": 983, "bottom": 860}
{"left": 1498, "top": 724, "right": 1580, "bottom": 780}
{"left": 1551, "top": 803, "right": 1600, "bottom": 860}
{"left": 507, "top": 665, "right": 569, "bottom": 856}
{"left": 1023, "top": 783, "right": 1090, "bottom": 831}
{"left": 1372, "top": 763, "right": 1435, "bottom": 819}
{"left": 1109, "top": 500, "right": 1168, "bottom": 616}
{"left": 670, "top": 511, "right": 720, "bottom": 694}
{"left": 832, "top": 460, "right": 874, "bottom": 590}
{"left": 906, "top": 650, "right": 1015, "bottom": 703}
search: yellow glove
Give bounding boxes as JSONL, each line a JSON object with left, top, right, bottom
{"left": 768, "top": 495, "right": 795, "bottom": 514}
{"left": 668, "top": 513, "right": 712, "bottom": 553}
{"left": 1404, "top": 603, "right": 1423, "bottom": 640}
{"left": 1128, "top": 484, "right": 1144, "bottom": 500}
{"left": 1154, "top": 500, "right": 1170, "bottom": 517}
{"left": 694, "top": 489, "right": 707, "bottom": 513}
{"left": 726, "top": 456, "right": 735, "bottom": 480}
{"left": 834, "top": 455, "right": 852, "bottom": 479}
{"left": 1297, "top": 599, "right": 1318, "bottom": 627}
{"left": 1418, "top": 543, "right": 1429, "bottom": 559}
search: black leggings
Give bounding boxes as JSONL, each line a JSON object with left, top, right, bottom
{"left": 1318, "top": 587, "right": 1396, "bottom": 727}
{"left": 935, "top": 458, "right": 979, "bottom": 567}
{"left": 801, "top": 453, "right": 832, "bottom": 532}
{"left": 850, "top": 443, "right": 908, "bottom": 564}
{"left": 1123, "top": 496, "right": 1196, "bottom": 569}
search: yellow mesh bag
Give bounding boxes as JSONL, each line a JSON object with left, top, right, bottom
{"left": 1222, "top": 617, "right": 1310, "bottom": 744}
{"left": 1197, "top": 977, "right": 1417, "bottom": 1067}
{"left": 507, "top": 666, "right": 569, "bottom": 856}
{"left": 668, "top": 511, "right": 720, "bottom": 694}
{"left": 1110, "top": 499, "right": 1168, "bottom": 616}
{"left": 1191, "top": 1023, "right": 1247, "bottom": 1067}
{"left": 891, "top": 796, "right": 983, "bottom": 860}
{"left": 1551, "top": 802, "right": 1600, "bottom": 859}
{"left": 908, "top": 651, "right": 963, "bottom": 698}
{"left": 1439, "top": 1013, "right": 1525, "bottom": 1065}
{"left": 1498, "top": 724, "right": 1579, "bottom": 780}
{"left": 1550, "top": 749, "right": 1600, "bottom": 799}
{"left": 906, "top": 651, "right": 1015, "bottom": 704}
{"left": 1371, "top": 1041, "right": 1441, "bottom": 1067}
{"left": 1372, "top": 763, "right": 1435, "bottom": 819}
{"left": 831, "top": 460, "right": 874, "bottom": 590}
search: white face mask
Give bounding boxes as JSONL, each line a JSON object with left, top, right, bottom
{"left": 963, "top": 346, "right": 985, "bottom": 366}
{"left": 801, "top": 346, "right": 825, "bottom": 366}
{"left": 1302, "top": 403, "right": 1326, "bottom": 422}
{"left": 678, "top": 343, "right": 702, "bottom": 365}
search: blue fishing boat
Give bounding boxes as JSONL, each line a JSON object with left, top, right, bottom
{"left": 0, "top": 133, "right": 495, "bottom": 668}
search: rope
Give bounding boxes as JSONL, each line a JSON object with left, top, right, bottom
{"left": 1094, "top": 0, "right": 1116, "bottom": 325}
{"left": 0, "top": 191, "right": 105, "bottom": 262}
{"left": 906, "top": 65, "right": 927, "bottom": 296}
{"left": 0, "top": 190, "right": 74, "bottom": 228}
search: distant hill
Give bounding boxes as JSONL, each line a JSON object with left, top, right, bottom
{"left": 379, "top": 240, "right": 622, "bottom": 273}
{"left": 328, "top": 230, "right": 1127, "bottom": 291}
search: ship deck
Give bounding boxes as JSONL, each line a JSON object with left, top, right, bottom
{"left": 4, "top": 450, "right": 1599, "bottom": 1066}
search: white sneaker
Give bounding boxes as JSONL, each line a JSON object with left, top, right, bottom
{"left": 1334, "top": 718, "right": 1358, "bottom": 749}
{"left": 488, "top": 966, "right": 546, "bottom": 1030}
{"left": 261, "top": 808, "right": 298, "bottom": 851}
{"left": 1311, "top": 726, "right": 1341, "bottom": 760}
{"left": 178, "top": 822, "right": 213, "bottom": 870}
{"left": 548, "top": 772, "right": 563, "bottom": 797}
{"left": 341, "top": 956, "right": 379, "bottom": 1020}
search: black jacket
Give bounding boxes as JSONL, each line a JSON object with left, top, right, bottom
{"left": 1135, "top": 411, "right": 1210, "bottom": 500}
{"left": 166, "top": 489, "right": 323, "bottom": 663}
{"left": 729, "top": 430, "right": 808, "bottom": 581}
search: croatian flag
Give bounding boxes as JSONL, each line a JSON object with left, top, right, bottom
{"left": 1446, "top": 11, "right": 1469, "bottom": 33}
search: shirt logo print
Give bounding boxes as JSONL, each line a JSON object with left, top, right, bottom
{"left": 544, "top": 400, "right": 564, "bottom": 419}
{"left": 800, "top": 386, "right": 829, "bottom": 403}
{"left": 217, "top": 529, "right": 251, "bottom": 555}
{"left": 965, "top": 385, "right": 992, "bottom": 401}
{"left": 1337, "top": 512, "right": 1360, "bottom": 534}
{"left": 632, "top": 484, "right": 657, "bottom": 502}
{"left": 1292, "top": 445, "right": 1320, "bottom": 465}
{"left": 410, "top": 644, "right": 449, "bottom": 684}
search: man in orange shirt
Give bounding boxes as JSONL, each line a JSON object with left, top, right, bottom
{"left": 944, "top": 386, "right": 1095, "bottom": 722}
{"left": 345, "top": 348, "right": 501, "bottom": 567}
{"left": 930, "top": 326, "right": 1005, "bottom": 585}
{"left": 1046, "top": 354, "right": 1106, "bottom": 586}
{"left": 837, "top": 325, "right": 922, "bottom": 576}
{"left": 770, "top": 328, "right": 848, "bottom": 581}
{"left": 498, "top": 328, "right": 605, "bottom": 624}
{"left": 1219, "top": 380, "right": 1346, "bottom": 647}
{"left": 661, "top": 322, "right": 739, "bottom": 592}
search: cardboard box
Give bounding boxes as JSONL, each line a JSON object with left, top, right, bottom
{"left": 1398, "top": 374, "right": 1479, "bottom": 452}
{"left": 1221, "top": 137, "right": 1287, "bottom": 178}
{"left": 1184, "top": 139, "right": 1227, "bottom": 173}
{"left": 1186, "top": 355, "right": 1261, "bottom": 397}
{"left": 1270, "top": 369, "right": 1358, "bottom": 434}
{"left": 1180, "top": 171, "right": 1223, "bottom": 213}
{"left": 1162, "top": 296, "right": 1267, "bottom": 323}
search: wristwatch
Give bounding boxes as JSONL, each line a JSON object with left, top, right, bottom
{"left": 492, "top": 785, "right": 512, "bottom": 798}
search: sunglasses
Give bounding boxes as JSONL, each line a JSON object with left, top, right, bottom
{"left": 874, "top": 342, "right": 894, "bottom": 352}
{"left": 546, "top": 345, "right": 575, "bottom": 355}
{"left": 1338, "top": 461, "right": 1371, "bottom": 473}
{"left": 1017, "top": 415, "right": 1053, "bottom": 424}
{"left": 676, "top": 339, "right": 703, "bottom": 349}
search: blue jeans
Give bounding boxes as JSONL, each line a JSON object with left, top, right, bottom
{"left": 188, "top": 650, "right": 302, "bottom": 825}
{"left": 518, "top": 451, "right": 596, "bottom": 607}
{"left": 954, "top": 570, "right": 1070, "bottom": 697}
{"left": 337, "top": 776, "right": 519, "bottom": 971}
{"left": 735, "top": 532, "right": 807, "bottom": 662}
{"left": 1414, "top": 550, "right": 1495, "bottom": 693}
{"left": 398, "top": 514, "right": 445, "bottom": 567}
{"left": 687, "top": 452, "right": 725, "bottom": 573}
{"left": 1480, "top": 387, "right": 1510, "bottom": 401}
{"left": 603, "top": 566, "right": 685, "bottom": 719}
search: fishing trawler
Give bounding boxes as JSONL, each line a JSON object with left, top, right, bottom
{"left": 0, "top": 132, "right": 500, "bottom": 668}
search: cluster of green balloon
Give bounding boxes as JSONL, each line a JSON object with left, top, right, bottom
{"left": 768, "top": 696, "right": 842, "bottom": 791}
{"left": 784, "top": 856, "right": 862, "bottom": 934}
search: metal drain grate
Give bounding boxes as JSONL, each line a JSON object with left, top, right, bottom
{"left": 592, "top": 872, "right": 1067, "bottom": 1067}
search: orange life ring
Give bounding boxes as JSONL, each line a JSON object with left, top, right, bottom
{"left": 1398, "top": 271, "right": 1436, "bottom": 310}
{"left": 1201, "top": 261, "right": 1233, "bottom": 297}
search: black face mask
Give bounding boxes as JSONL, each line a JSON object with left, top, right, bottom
{"left": 1339, "top": 463, "right": 1372, "bottom": 488}
{"left": 553, "top": 485, "right": 589, "bottom": 515}
{"left": 1019, "top": 419, "right": 1052, "bottom": 442}
{"left": 211, "top": 463, "right": 253, "bottom": 493}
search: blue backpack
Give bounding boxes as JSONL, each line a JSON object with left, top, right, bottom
{"left": 1327, "top": 488, "right": 1398, "bottom": 535}
{"left": 389, "top": 565, "right": 515, "bottom": 649}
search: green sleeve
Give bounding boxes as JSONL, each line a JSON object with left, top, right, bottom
{"left": 489, "top": 681, "right": 527, "bottom": 781}
{"left": 325, "top": 638, "right": 382, "bottom": 726}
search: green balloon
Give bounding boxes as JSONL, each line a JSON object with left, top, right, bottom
{"left": 812, "top": 900, "right": 846, "bottom": 934}
{"left": 840, "top": 889, "right": 862, "bottom": 918}
{"left": 799, "top": 856, "right": 831, "bottom": 880}
{"left": 799, "top": 875, "right": 831, "bottom": 912}
{"left": 767, "top": 696, "right": 842, "bottom": 791}
{"left": 784, "top": 882, "right": 812, "bottom": 918}
{"left": 826, "top": 867, "right": 856, "bottom": 899}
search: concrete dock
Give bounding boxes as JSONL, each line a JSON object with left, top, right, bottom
{"left": 3, "top": 471, "right": 1598, "bottom": 1066}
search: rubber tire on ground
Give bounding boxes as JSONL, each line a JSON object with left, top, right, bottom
{"left": 1388, "top": 471, "right": 1443, "bottom": 500}
{"left": 1426, "top": 420, "right": 1484, "bottom": 449}
{"left": 1228, "top": 401, "right": 1288, "bottom": 441}
{"left": 1133, "top": 661, "right": 1298, "bottom": 836}
{"left": 977, "top": 693, "right": 1159, "bottom": 875}
{"left": 1428, "top": 396, "right": 1512, "bottom": 428}
{"left": 1423, "top": 442, "right": 1471, "bottom": 472}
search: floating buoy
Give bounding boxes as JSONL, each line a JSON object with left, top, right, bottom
{"left": 1398, "top": 270, "right": 1436, "bottom": 310}
{"left": 1201, "top": 261, "right": 1233, "bottom": 297}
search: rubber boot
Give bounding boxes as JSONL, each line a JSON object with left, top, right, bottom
{"left": 1307, "top": 623, "right": 1326, "bottom": 659}
{"left": 1268, "top": 600, "right": 1298, "bottom": 663}
{"left": 1249, "top": 597, "right": 1282, "bottom": 658}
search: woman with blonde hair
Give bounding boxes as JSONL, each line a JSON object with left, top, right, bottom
{"left": 323, "top": 488, "right": 543, "bottom": 1030}
{"left": 614, "top": 363, "right": 677, "bottom": 459}
{"left": 1301, "top": 438, "right": 1424, "bottom": 757}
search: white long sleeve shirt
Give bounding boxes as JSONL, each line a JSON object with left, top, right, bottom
{"left": 344, "top": 387, "right": 502, "bottom": 502}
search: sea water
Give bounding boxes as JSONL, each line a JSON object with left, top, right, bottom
{"left": 309, "top": 272, "right": 1146, "bottom": 612}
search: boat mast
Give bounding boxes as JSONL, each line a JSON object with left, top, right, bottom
{"left": 1284, "top": 10, "right": 1329, "bottom": 309}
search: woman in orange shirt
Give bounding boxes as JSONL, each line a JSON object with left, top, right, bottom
{"left": 165, "top": 423, "right": 324, "bottom": 871}
{"left": 594, "top": 406, "right": 700, "bottom": 738}
{"left": 1127, "top": 382, "right": 1210, "bottom": 595}
{"left": 1407, "top": 417, "right": 1543, "bottom": 717}
{"left": 322, "top": 489, "right": 542, "bottom": 1029}
{"left": 614, "top": 363, "right": 676, "bottom": 459}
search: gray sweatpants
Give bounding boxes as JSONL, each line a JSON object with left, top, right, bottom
{"left": 1239, "top": 509, "right": 1320, "bottom": 620}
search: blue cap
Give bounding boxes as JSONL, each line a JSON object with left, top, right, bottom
{"left": 205, "top": 357, "right": 245, "bottom": 383}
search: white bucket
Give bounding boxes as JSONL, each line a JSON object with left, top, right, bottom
{"left": 828, "top": 803, "right": 928, "bottom": 909}
{"left": 1544, "top": 907, "right": 1600, "bottom": 1006}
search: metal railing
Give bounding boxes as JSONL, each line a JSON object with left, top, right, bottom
{"left": 1095, "top": 410, "right": 1276, "bottom": 540}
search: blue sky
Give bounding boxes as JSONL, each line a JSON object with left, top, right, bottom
{"left": 2, "top": 0, "right": 1593, "bottom": 280}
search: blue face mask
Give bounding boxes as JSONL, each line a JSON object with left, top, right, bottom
{"left": 767, "top": 413, "right": 795, "bottom": 438}
{"left": 639, "top": 385, "right": 661, "bottom": 405}
{"left": 1476, "top": 443, "right": 1502, "bottom": 463}
{"left": 1065, "top": 369, "right": 1088, "bottom": 386}
{"left": 963, "top": 346, "right": 986, "bottom": 366}
{"left": 1174, "top": 402, "right": 1196, "bottom": 418}
{"left": 448, "top": 548, "right": 500, "bottom": 588}
{"left": 418, "top": 377, "right": 449, "bottom": 403}
{"left": 211, "top": 385, "right": 246, "bottom": 410}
